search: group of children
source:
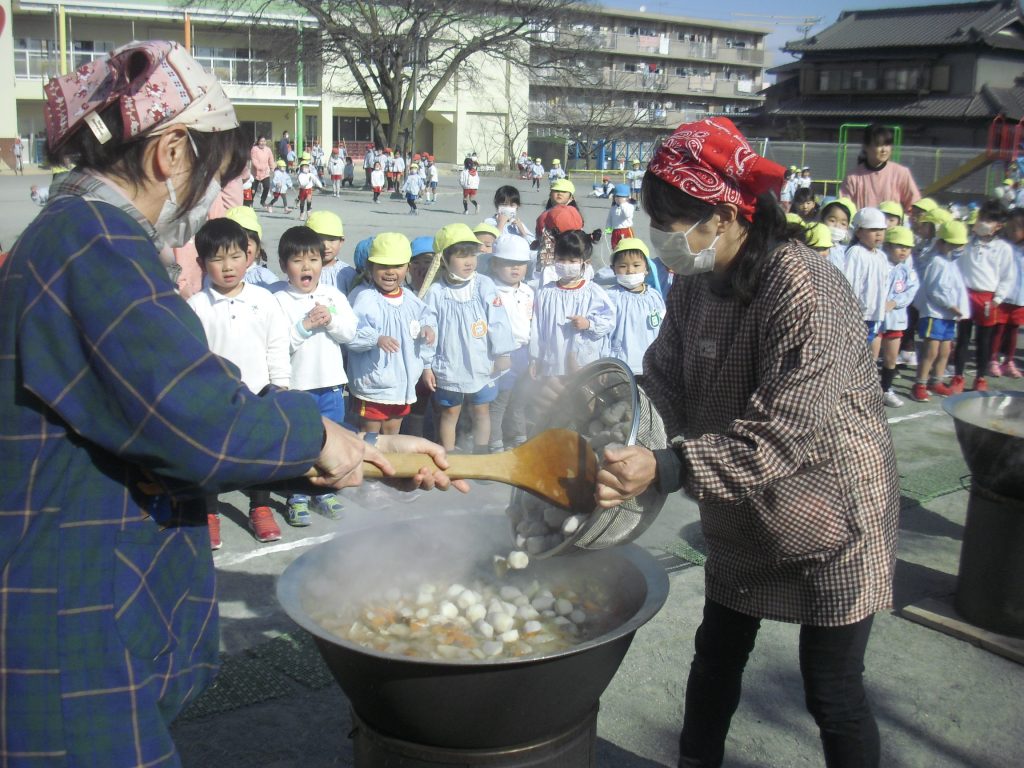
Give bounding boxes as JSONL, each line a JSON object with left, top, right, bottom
{"left": 185, "top": 182, "right": 667, "bottom": 550}
{"left": 797, "top": 193, "right": 1022, "bottom": 406}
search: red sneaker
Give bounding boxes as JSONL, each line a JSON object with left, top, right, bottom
{"left": 910, "top": 383, "right": 930, "bottom": 402}
{"left": 928, "top": 381, "right": 953, "bottom": 397}
{"left": 249, "top": 506, "right": 282, "bottom": 543}
{"left": 948, "top": 375, "right": 965, "bottom": 394}
{"left": 207, "top": 513, "right": 222, "bottom": 551}
{"left": 972, "top": 376, "right": 988, "bottom": 392}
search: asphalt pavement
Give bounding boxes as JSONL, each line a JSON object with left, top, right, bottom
{"left": 2, "top": 168, "right": 1022, "bottom": 767}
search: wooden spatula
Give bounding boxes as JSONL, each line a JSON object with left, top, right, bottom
{"left": 362, "top": 428, "right": 597, "bottom": 510}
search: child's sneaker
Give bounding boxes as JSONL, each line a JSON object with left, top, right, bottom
{"left": 928, "top": 381, "right": 954, "bottom": 397}
{"left": 881, "top": 390, "right": 904, "bottom": 408}
{"left": 987, "top": 360, "right": 1003, "bottom": 378}
{"left": 948, "top": 375, "right": 965, "bottom": 394}
{"left": 972, "top": 376, "right": 988, "bottom": 392}
{"left": 1003, "top": 360, "right": 1022, "bottom": 378}
{"left": 207, "top": 513, "right": 222, "bottom": 550}
{"left": 909, "top": 383, "right": 930, "bottom": 402}
{"left": 314, "top": 494, "right": 344, "bottom": 520}
{"left": 897, "top": 350, "right": 918, "bottom": 366}
{"left": 249, "top": 506, "right": 282, "bottom": 543}
{"left": 286, "top": 496, "right": 312, "bottom": 527}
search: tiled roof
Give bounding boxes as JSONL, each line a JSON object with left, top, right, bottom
{"left": 785, "top": 1, "right": 1022, "bottom": 52}
{"left": 760, "top": 86, "right": 1024, "bottom": 120}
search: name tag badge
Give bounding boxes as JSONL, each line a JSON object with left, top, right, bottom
{"left": 698, "top": 339, "right": 716, "bottom": 359}
{"left": 648, "top": 311, "right": 662, "bottom": 329}
{"left": 409, "top": 319, "right": 421, "bottom": 338}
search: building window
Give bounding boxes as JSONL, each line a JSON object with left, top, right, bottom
{"left": 882, "top": 67, "right": 923, "bottom": 91}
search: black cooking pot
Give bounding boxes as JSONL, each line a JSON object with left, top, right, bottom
{"left": 943, "top": 391, "right": 1024, "bottom": 498}
{"left": 276, "top": 514, "right": 669, "bottom": 750}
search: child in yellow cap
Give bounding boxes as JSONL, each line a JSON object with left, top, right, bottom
{"left": 878, "top": 226, "right": 919, "bottom": 407}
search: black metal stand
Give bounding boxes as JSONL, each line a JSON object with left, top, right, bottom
{"left": 954, "top": 483, "right": 1024, "bottom": 638}
{"left": 350, "top": 706, "right": 598, "bottom": 767}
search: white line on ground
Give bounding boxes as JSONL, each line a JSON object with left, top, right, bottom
{"left": 887, "top": 408, "right": 943, "bottom": 425}
{"left": 214, "top": 531, "right": 338, "bottom": 568}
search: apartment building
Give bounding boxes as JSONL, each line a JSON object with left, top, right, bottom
{"left": 0, "top": 1, "right": 767, "bottom": 167}
{"left": 529, "top": 6, "right": 769, "bottom": 161}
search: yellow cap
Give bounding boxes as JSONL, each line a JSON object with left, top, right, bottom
{"left": 535, "top": 157, "right": 542, "bottom": 162}
{"left": 434, "top": 223, "right": 480, "bottom": 255}
{"left": 611, "top": 237, "right": 650, "bottom": 258}
{"left": 938, "top": 220, "right": 968, "bottom": 246}
{"left": 276, "top": 159, "right": 286, "bottom": 168}
{"left": 410, "top": 162, "right": 419, "bottom": 169}
{"left": 805, "top": 222, "right": 833, "bottom": 249}
{"left": 967, "top": 208, "right": 979, "bottom": 225}
{"left": 911, "top": 197, "right": 938, "bottom": 212}
{"left": 224, "top": 206, "right": 263, "bottom": 239}
{"left": 551, "top": 178, "right": 576, "bottom": 195}
{"left": 473, "top": 222, "right": 501, "bottom": 239}
{"left": 878, "top": 201, "right": 904, "bottom": 219}
{"left": 921, "top": 207, "right": 952, "bottom": 226}
{"left": 301, "top": 152, "right": 312, "bottom": 162}
{"left": 632, "top": 159, "right": 641, "bottom": 166}
{"left": 884, "top": 225, "right": 915, "bottom": 247}
{"left": 831, "top": 196, "right": 857, "bottom": 222}
{"left": 785, "top": 212, "right": 804, "bottom": 225}
{"left": 368, "top": 232, "right": 412, "bottom": 265}
{"left": 305, "top": 210, "right": 344, "bottom": 238}
{"left": 552, "top": 159, "right": 561, "bottom": 165}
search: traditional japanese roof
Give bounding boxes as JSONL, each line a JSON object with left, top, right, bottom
{"left": 785, "top": 1, "right": 1023, "bottom": 53}
{"left": 759, "top": 83, "right": 1024, "bottom": 121}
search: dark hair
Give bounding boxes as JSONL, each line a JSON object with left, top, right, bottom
{"left": 554, "top": 229, "right": 593, "bottom": 261}
{"left": 819, "top": 201, "right": 850, "bottom": 223}
{"left": 792, "top": 187, "right": 819, "bottom": 218}
{"left": 611, "top": 248, "right": 648, "bottom": 266}
{"left": 278, "top": 226, "right": 325, "bottom": 262}
{"left": 862, "top": 123, "right": 894, "bottom": 148}
{"left": 443, "top": 241, "right": 480, "bottom": 261}
{"left": 642, "top": 171, "right": 801, "bottom": 304}
{"left": 494, "top": 185, "right": 521, "bottom": 208}
{"left": 46, "top": 102, "right": 248, "bottom": 219}
{"left": 194, "top": 218, "right": 249, "bottom": 261}
{"left": 978, "top": 199, "right": 1007, "bottom": 224}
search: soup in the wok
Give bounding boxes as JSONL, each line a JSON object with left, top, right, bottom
{"left": 309, "top": 574, "right": 624, "bottom": 662}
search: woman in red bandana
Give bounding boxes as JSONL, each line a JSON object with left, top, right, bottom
{"left": 595, "top": 118, "right": 899, "bottom": 768}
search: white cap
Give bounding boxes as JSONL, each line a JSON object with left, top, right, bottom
{"left": 491, "top": 234, "right": 531, "bottom": 262}
{"left": 852, "top": 207, "right": 886, "bottom": 230}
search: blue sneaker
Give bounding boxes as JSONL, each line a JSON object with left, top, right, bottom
{"left": 315, "top": 494, "right": 344, "bottom": 520}
{"left": 286, "top": 496, "right": 312, "bottom": 527}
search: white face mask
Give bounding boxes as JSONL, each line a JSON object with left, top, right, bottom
{"left": 554, "top": 261, "right": 582, "bottom": 280}
{"left": 616, "top": 272, "right": 646, "bottom": 288}
{"left": 973, "top": 221, "right": 997, "bottom": 238}
{"left": 649, "top": 221, "right": 719, "bottom": 275}
{"left": 497, "top": 206, "right": 518, "bottom": 220}
{"left": 446, "top": 269, "right": 474, "bottom": 283}
{"left": 828, "top": 226, "right": 850, "bottom": 245}
{"left": 155, "top": 176, "right": 221, "bottom": 249}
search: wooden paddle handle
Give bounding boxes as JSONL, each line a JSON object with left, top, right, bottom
{"left": 303, "top": 453, "right": 492, "bottom": 480}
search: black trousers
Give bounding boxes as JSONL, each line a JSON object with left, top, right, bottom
{"left": 953, "top": 319, "right": 995, "bottom": 377}
{"left": 678, "top": 600, "right": 879, "bottom": 768}
{"left": 252, "top": 176, "right": 271, "bottom": 207}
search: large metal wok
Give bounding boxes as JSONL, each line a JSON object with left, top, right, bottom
{"left": 942, "top": 391, "right": 1024, "bottom": 498}
{"left": 276, "top": 513, "right": 669, "bottom": 750}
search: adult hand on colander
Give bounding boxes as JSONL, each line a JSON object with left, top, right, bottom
{"left": 594, "top": 444, "right": 658, "bottom": 508}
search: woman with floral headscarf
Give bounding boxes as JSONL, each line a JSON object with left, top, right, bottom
{"left": 595, "top": 118, "right": 899, "bottom": 768}
{"left": 0, "top": 41, "right": 460, "bottom": 766}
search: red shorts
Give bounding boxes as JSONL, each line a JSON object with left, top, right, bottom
{"left": 357, "top": 399, "right": 411, "bottom": 422}
{"left": 995, "top": 302, "right": 1024, "bottom": 325}
{"left": 611, "top": 227, "right": 635, "bottom": 248}
{"left": 880, "top": 330, "right": 903, "bottom": 340}
{"left": 243, "top": 189, "right": 254, "bottom": 201}
{"left": 331, "top": 174, "right": 342, "bottom": 181}
{"left": 372, "top": 186, "right": 382, "bottom": 194}
{"left": 462, "top": 189, "right": 478, "bottom": 198}
{"left": 297, "top": 188, "right": 313, "bottom": 202}
{"left": 967, "top": 289, "right": 998, "bottom": 327}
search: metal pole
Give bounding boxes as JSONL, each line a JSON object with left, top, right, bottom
{"left": 296, "top": 22, "right": 304, "bottom": 154}
{"left": 411, "top": 37, "right": 419, "bottom": 155}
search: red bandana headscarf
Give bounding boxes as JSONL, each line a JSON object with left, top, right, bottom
{"left": 647, "top": 117, "right": 785, "bottom": 222}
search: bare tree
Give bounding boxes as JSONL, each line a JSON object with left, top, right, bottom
{"left": 213, "top": 0, "right": 590, "bottom": 152}
{"left": 531, "top": 65, "right": 668, "bottom": 168}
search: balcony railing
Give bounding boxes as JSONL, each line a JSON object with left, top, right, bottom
{"left": 553, "top": 30, "right": 765, "bottom": 64}
{"left": 14, "top": 47, "right": 320, "bottom": 90}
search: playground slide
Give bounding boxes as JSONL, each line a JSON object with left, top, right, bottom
{"left": 921, "top": 151, "right": 995, "bottom": 197}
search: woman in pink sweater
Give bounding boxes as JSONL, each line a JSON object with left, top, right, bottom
{"left": 841, "top": 124, "right": 921, "bottom": 213}
{"left": 249, "top": 135, "right": 275, "bottom": 208}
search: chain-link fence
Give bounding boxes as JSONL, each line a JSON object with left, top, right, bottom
{"left": 755, "top": 140, "right": 1010, "bottom": 200}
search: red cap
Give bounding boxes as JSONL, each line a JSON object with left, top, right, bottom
{"left": 535, "top": 204, "right": 584, "bottom": 240}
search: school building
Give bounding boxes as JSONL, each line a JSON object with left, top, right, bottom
{"left": 0, "top": 0, "right": 767, "bottom": 168}
{"left": 528, "top": 6, "right": 769, "bottom": 167}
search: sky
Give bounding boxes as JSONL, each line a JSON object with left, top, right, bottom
{"left": 603, "top": 0, "right": 982, "bottom": 70}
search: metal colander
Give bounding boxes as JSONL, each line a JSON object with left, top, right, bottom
{"left": 509, "top": 358, "right": 668, "bottom": 558}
